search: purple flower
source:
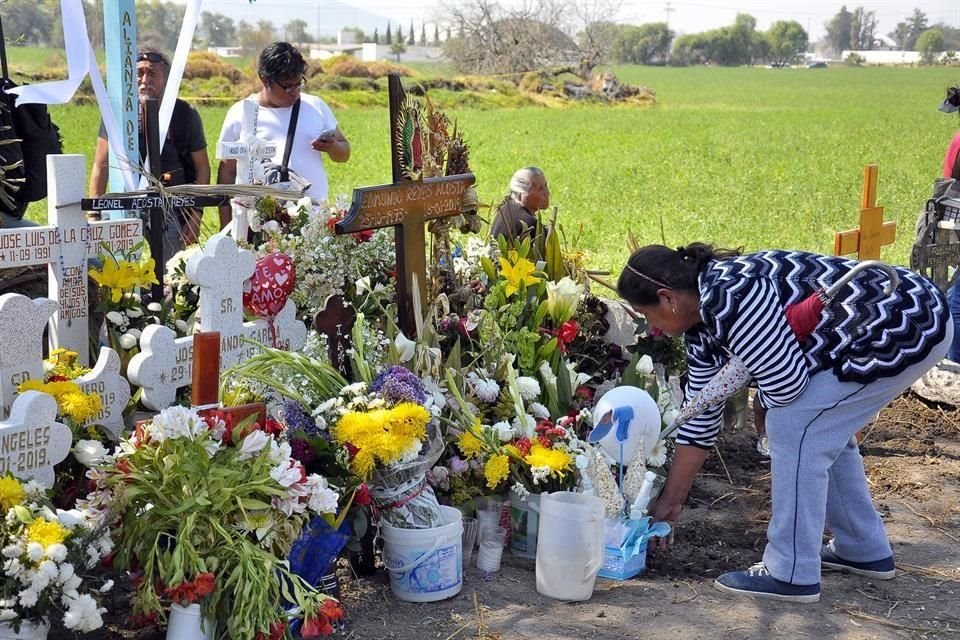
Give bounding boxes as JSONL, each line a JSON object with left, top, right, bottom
{"left": 290, "top": 437, "right": 317, "bottom": 465}
{"left": 281, "top": 400, "right": 319, "bottom": 436}
{"left": 372, "top": 365, "right": 427, "bottom": 405}
{"left": 449, "top": 456, "right": 469, "bottom": 475}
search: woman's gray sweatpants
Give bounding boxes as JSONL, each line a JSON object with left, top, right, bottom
{"left": 763, "top": 322, "right": 952, "bottom": 586}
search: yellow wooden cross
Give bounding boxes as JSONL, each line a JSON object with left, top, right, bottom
{"left": 833, "top": 164, "right": 897, "bottom": 260}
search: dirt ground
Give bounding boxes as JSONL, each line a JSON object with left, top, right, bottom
{"left": 50, "top": 392, "right": 960, "bottom": 640}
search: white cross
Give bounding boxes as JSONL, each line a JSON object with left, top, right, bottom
{"left": 127, "top": 234, "right": 307, "bottom": 410}
{"left": 216, "top": 100, "right": 278, "bottom": 240}
{"left": 0, "top": 155, "right": 143, "bottom": 366}
{"left": 0, "top": 391, "right": 72, "bottom": 487}
{"left": 0, "top": 294, "right": 58, "bottom": 419}
{"left": 0, "top": 293, "right": 131, "bottom": 439}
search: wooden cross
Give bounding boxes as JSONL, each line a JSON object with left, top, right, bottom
{"left": 312, "top": 294, "right": 356, "bottom": 376}
{"left": 191, "top": 331, "right": 266, "bottom": 430}
{"left": 335, "top": 74, "right": 475, "bottom": 336}
{"left": 335, "top": 174, "right": 475, "bottom": 336}
{"left": 834, "top": 164, "right": 897, "bottom": 260}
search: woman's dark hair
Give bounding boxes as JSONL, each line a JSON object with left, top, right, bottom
{"left": 617, "top": 243, "right": 742, "bottom": 306}
{"left": 258, "top": 42, "right": 307, "bottom": 81}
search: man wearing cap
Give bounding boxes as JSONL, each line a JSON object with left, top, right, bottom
{"left": 88, "top": 46, "right": 211, "bottom": 253}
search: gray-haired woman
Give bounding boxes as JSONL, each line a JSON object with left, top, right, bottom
{"left": 490, "top": 166, "right": 550, "bottom": 242}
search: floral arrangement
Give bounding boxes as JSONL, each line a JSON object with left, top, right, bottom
{"left": 330, "top": 366, "right": 445, "bottom": 529}
{"left": 444, "top": 363, "right": 590, "bottom": 498}
{"left": 78, "top": 406, "right": 344, "bottom": 638}
{"left": 0, "top": 474, "right": 113, "bottom": 633}
{"left": 248, "top": 196, "right": 395, "bottom": 321}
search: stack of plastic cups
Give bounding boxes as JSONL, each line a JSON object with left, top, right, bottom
{"left": 461, "top": 516, "right": 479, "bottom": 571}
{"left": 476, "top": 498, "right": 502, "bottom": 537}
{"left": 476, "top": 526, "right": 507, "bottom": 573}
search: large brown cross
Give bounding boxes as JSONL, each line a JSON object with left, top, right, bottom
{"left": 335, "top": 174, "right": 475, "bottom": 335}
{"left": 191, "top": 331, "right": 266, "bottom": 428}
{"left": 834, "top": 164, "right": 897, "bottom": 260}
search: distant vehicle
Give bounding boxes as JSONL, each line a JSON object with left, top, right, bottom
{"left": 806, "top": 61, "right": 828, "bottom": 68}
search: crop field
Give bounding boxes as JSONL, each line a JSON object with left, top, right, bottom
{"left": 29, "top": 64, "right": 960, "bottom": 276}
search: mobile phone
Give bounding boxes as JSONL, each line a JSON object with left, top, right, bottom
{"left": 316, "top": 128, "right": 336, "bottom": 141}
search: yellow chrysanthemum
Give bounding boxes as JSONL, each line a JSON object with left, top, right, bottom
{"left": 457, "top": 431, "right": 484, "bottom": 459}
{"left": 0, "top": 476, "right": 25, "bottom": 511}
{"left": 16, "top": 379, "right": 45, "bottom": 394}
{"left": 503, "top": 444, "right": 522, "bottom": 459}
{"left": 484, "top": 454, "right": 510, "bottom": 489}
{"left": 60, "top": 391, "right": 102, "bottom": 424}
{"left": 388, "top": 402, "right": 430, "bottom": 441}
{"left": 332, "top": 405, "right": 429, "bottom": 478}
{"left": 524, "top": 443, "right": 572, "bottom": 475}
{"left": 27, "top": 519, "right": 70, "bottom": 548}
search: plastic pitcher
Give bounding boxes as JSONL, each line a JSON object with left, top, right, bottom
{"left": 535, "top": 491, "right": 604, "bottom": 601}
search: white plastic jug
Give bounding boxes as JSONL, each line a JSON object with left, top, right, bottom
{"left": 535, "top": 491, "right": 604, "bottom": 601}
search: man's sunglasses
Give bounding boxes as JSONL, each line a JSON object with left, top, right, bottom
{"left": 137, "top": 52, "right": 170, "bottom": 66}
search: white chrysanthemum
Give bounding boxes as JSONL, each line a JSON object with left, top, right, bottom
{"left": 26, "top": 543, "right": 44, "bottom": 563}
{"left": 73, "top": 440, "right": 109, "bottom": 467}
{"left": 466, "top": 372, "right": 500, "bottom": 403}
{"left": 647, "top": 439, "right": 668, "bottom": 467}
{"left": 306, "top": 482, "right": 339, "bottom": 515}
{"left": 46, "top": 544, "right": 68, "bottom": 562}
{"left": 62, "top": 593, "right": 105, "bottom": 632}
{"left": 0, "top": 609, "right": 14, "bottom": 621}
{"left": 18, "top": 587, "right": 39, "bottom": 608}
{"left": 56, "top": 563, "right": 75, "bottom": 584}
{"left": 492, "top": 421, "right": 515, "bottom": 442}
{"left": 99, "top": 579, "right": 114, "bottom": 593}
{"left": 528, "top": 402, "right": 550, "bottom": 419}
{"left": 237, "top": 430, "right": 272, "bottom": 461}
{"left": 516, "top": 377, "right": 541, "bottom": 401}
{"left": 511, "top": 414, "right": 537, "bottom": 439}
{"left": 2, "top": 558, "right": 21, "bottom": 578}
{"left": 22, "top": 480, "right": 46, "bottom": 499}
{"left": 1, "top": 544, "right": 22, "bottom": 559}
{"left": 105, "top": 311, "right": 124, "bottom": 326}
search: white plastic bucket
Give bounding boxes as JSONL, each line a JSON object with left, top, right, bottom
{"left": 535, "top": 491, "right": 604, "bottom": 601}
{"left": 509, "top": 489, "right": 541, "bottom": 558}
{"left": 383, "top": 505, "right": 463, "bottom": 602}
{"left": 0, "top": 618, "right": 49, "bottom": 640}
{"left": 166, "top": 603, "right": 216, "bottom": 640}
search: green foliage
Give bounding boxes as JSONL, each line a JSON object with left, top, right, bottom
{"left": 917, "top": 28, "right": 946, "bottom": 64}
{"left": 612, "top": 23, "right": 673, "bottom": 65}
{"left": 766, "top": 21, "right": 808, "bottom": 67}
{"left": 33, "top": 66, "right": 959, "bottom": 281}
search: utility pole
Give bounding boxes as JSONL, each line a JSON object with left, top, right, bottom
{"left": 665, "top": 1, "right": 675, "bottom": 31}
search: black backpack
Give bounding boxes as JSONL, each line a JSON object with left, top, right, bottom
{"left": 0, "top": 17, "right": 63, "bottom": 218}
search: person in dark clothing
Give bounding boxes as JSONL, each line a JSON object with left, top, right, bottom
{"left": 89, "top": 47, "right": 210, "bottom": 253}
{"left": 489, "top": 166, "right": 550, "bottom": 243}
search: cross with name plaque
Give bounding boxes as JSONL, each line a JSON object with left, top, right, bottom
{"left": 127, "top": 234, "right": 307, "bottom": 410}
{"left": 335, "top": 174, "right": 475, "bottom": 336}
{"left": 0, "top": 155, "right": 143, "bottom": 366}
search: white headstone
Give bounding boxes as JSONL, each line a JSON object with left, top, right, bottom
{"left": 75, "top": 348, "right": 132, "bottom": 439}
{"left": 127, "top": 234, "right": 307, "bottom": 410}
{"left": 0, "top": 391, "right": 72, "bottom": 487}
{"left": 0, "top": 155, "right": 143, "bottom": 366}
{"left": 0, "top": 295, "right": 58, "bottom": 418}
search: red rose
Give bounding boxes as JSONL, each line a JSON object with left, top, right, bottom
{"left": 263, "top": 418, "right": 284, "bottom": 436}
{"left": 353, "top": 229, "right": 375, "bottom": 243}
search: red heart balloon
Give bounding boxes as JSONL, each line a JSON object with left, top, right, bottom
{"left": 243, "top": 252, "right": 296, "bottom": 317}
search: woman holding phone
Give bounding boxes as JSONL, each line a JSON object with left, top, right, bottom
{"left": 217, "top": 42, "right": 350, "bottom": 225}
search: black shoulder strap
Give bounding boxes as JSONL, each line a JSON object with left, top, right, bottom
{"left": 280, "top": 98, "right": 300, "bottom": 182}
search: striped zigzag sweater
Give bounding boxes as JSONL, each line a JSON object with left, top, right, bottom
{"left": 677, "top": 250, "right": 948, "bottom": 448}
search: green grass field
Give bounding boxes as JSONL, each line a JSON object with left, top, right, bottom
{"left": 28, "top": 65, "right": 960, "bottom": 277}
